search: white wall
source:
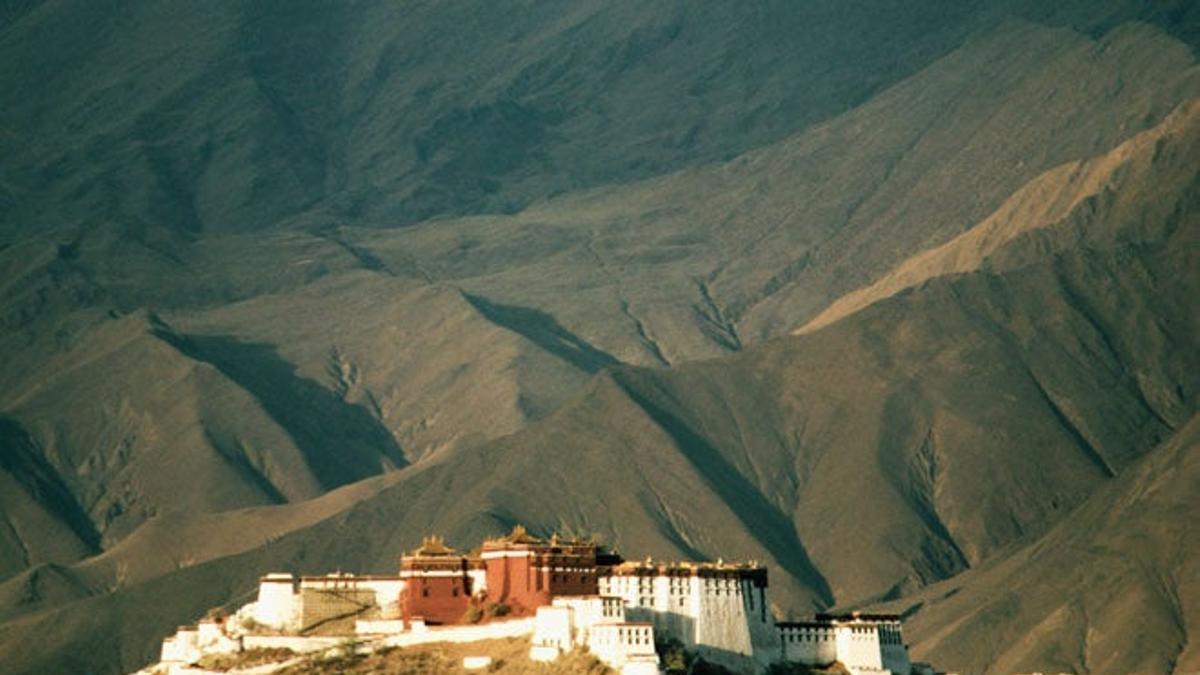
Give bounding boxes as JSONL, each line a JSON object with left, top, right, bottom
{"left": 834, "top": 625, "right": 884, "bottom": 672}
{"left": 589, "top": 623, "right": 655, "bottom": 669}
{"left": 533, "top": 606, "right": 574, "bottom": 651}
{"left": 780, "top": 626, "right": 838, "bottom": 666}
{"left": 360, "top": 579, "right": 405, "bottom": 618}
{"left": 694, "top": 577, "right": 751, "bottom": 656}
{"left": 551, "top": 596, "right": 624, "bottom": 644}
{"left": 160, "top": 629, "right": 200, "bottom": 664}
{"left": 468, "top": 568, "right": 488, "bottom": 595}
{"left": 601, "top": 572, "right": 917, "bottom": 674}
{"left": 778, "top": 618, "right": 914, "bottom": 674}
{"left": 878, "top": 621, "right": 912, "bottom": 674}
{"left": 254, "top": 575, "right": 299, "bottom": 630}
{"left": 602, "top": 572, "right": 779, "bottom": 671}
{"left": 380, "top": 617, "right": 535, "bottom": 648}
{"left": 356, "top": 619, "right": 405, "bottom": 635}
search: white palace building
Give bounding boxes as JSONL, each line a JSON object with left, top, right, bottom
{"left": 146, "top": 529, "right": 933, "bottom": 675}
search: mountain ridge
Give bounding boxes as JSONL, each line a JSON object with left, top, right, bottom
{"left": 797, "top": 94, "right": 1200, "bottom": 335}
{"left": 0, "top": 4, "right": 1196, "bottom": 673}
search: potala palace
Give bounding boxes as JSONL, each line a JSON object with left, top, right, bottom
{"left": 145, "top": 527, "right": 936, "bottom": 675}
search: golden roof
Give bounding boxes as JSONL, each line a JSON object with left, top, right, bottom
{"left": 411, "top": 534, "right": 456, "bottom": 557}
{"left": 486, "top": 524, "right": 544, "bottom": 546}
{"left": 480, "top": 525, "right": 598, "bottom": 550}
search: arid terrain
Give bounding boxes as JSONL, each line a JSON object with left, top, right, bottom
{"left": 0, "top": 1, "right": 1197, "bottom": 673}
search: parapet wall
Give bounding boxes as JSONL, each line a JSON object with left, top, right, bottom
{"left": 779, "top": 624, "right": 838, "bottom": 665}
{"left": 252, "top": 573, "right": 404, "bottom": 633}
{"left": 381, "top": 617, "right": 535, "bottom": 648}
{"left": 778, "top": 617, "right": 912, "bottom": 674}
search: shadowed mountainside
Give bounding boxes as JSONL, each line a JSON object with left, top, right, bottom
{"left": 0, "top": 3, "right": 1197, "bottom": 674}
{"left": 3, "top": 0, "right": 1195, "bottom": 239}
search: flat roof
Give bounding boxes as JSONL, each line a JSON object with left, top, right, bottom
{"left": 298, "top": 574, "right": 405, "bottom": 581}
{"left": 604, "top": 560, "right": 767, "bottom": 574}
{"left": 814, "top": 612, "right": 902, "bottom": 622}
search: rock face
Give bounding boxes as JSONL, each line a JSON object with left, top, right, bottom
{"left": 0, "top": 2, "right": 1197, "bottom": 674}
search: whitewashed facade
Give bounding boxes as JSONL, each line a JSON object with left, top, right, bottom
{"left": 777, "top": 615, "right": 912, "bottom": 675}
{"left": 250, "top": 572, "right": 405, "bottom": 633}
{"left": 599, "top": 561, "right": 779, "bottom": 671}
{"left": 530, "top": 594, "right": 659, "bottom": 674}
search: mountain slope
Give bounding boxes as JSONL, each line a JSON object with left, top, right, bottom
{"left": 0, "top": 91, "right": 1193, "bottom": 672}
{"left": 0, "top": 269, "right": 628, "bottom": 581}
{"left": 0, "top": 310, "right": 403, "bottom": 560}
{"left": 798, "top": 95, "right": 1200, "bottom": 335}
{"left": 0, "top": 5, "right": 1197, "bottom": 674}
{"left": 1, "top": 18, "right": 1188, "bottom": 580}
{"left": 876, "top": 415, "right": 1200, "bottom": 674}
{"left": 5, "top": 0, "right": 1193, "bottom": 239}
{"left": 168, "top": 272, "right": 611, "bottom": 461}
{"left": 346, "top": 19, "right": 1199, "bottom": 366}
{"left": 0, "top": 0, "right": 976, "bottom": 236}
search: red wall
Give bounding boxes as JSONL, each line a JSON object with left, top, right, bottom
{"left": 485, "top": 554, "right": 550, "bottom": 610}
{"left": 483, "top": 551, "right": 599, "bottom": 610}
{"left": 402, "top": 575, "right": 471, "bottom": 625}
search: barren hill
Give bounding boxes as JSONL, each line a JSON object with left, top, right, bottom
{"left": 0, "top": 2, "right": 1197, "bottom": 674}
{"left": 1, "top": 89, "right": 1196, "bottom": 671}
{"left": 4, "top": 0, "right": 1193, "bottom": 239}
{"left": 877, "top": 415, "right": 1200, "bottom": 673}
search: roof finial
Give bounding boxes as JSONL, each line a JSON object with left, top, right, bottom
{"left": 414, "top": 534, "right": 454, "bottom": 556}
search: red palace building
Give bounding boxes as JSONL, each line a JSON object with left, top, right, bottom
{"left": 398, "top": 535, "right": 483, "bottom": 625}
{"left": 480, "top": 525, "right": 600, "bottom": 608}
{"left": 399, "top": 526, "right": 620, "bottom": 625}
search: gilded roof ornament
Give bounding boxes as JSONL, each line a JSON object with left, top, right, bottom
{"left": 414, "top": 534, "right": 455, "bottom": 556}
